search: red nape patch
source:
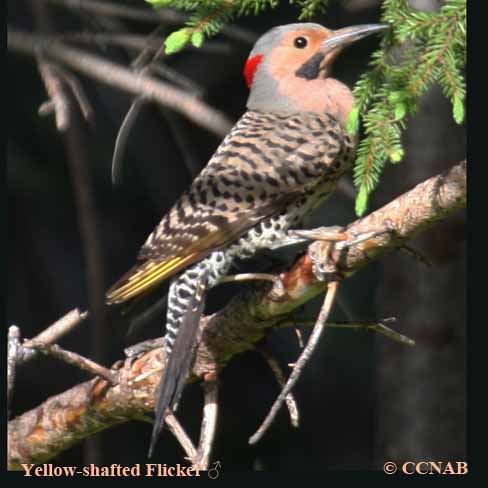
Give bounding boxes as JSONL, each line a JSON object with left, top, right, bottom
{"left": 243, "top": 54, "right": 263, "bottom": 88}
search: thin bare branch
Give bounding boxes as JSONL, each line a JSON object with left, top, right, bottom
{"left": 48, "top": 63, "right": 94, "bottom": 121}
{"left": 134, "top": 410, "right": 198, "bottom": 461}
{"left": 150, "top": 64, "right": 205, "bottom": 97}
{"left": 37, "top": 61, "right": 72, "bottom": 130}
{"left": 7, "top": 326, "right": 21, "bottom": 415}
{"left": 8, "top": 29, "right": 233, "bottom": 137}
{"left": 111, "top": 96, "right": 147, "bottom": 185}
{"left": 42, "top": 0, "right": 258, "bottom": 44}
{"left": 131, "top": 24, "right": 168, "bottom": 71}
{"left": 192, "top": 379, "right": 219, "bottom": 471}
{"left": 53, "top": 32, "right": 232, "bottom": 56}
{"left": 276, "top": 317, "right": 415, "bottom": 346}
{"left": 249, "top": 281, "right": 340, "bottom": 445}
{"left": 258, "top": 346, "right": 300, "bottom": 428}
{"left": 21, "top": 309, "right": 88, "bottom": 363}
{"left": 27, "top": 341, "right": 118, "bottom": 384}
{"left": 44, "top": 0, "right": 186, "bottom": 23}
{"left": 165, "top": 413, "right": 198, "bottom": 461}
{"left": 8, "top": 160, "right": 465, "bottom": 469}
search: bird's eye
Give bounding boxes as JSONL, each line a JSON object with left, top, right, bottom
{"left": 294, "top": 37, "right": 308, "bottom": 49}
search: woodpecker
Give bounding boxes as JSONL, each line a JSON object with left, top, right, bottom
{"left": 106, "top": 22, "right": 387, "bottom": 457}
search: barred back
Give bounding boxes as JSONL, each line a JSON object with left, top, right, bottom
{"left": 106, "top": 110, "right": 354, "bottom": 304}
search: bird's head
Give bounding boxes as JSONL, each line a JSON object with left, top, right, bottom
{"left": 245, "top": 23, "right": 387, "bottom": 124}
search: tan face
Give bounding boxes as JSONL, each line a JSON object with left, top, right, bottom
{"left": 266, "top": 28, "right": 339, "bottom": 81}
{"left": 259, "top": 28, "right": 352, "bottom": 121}
{"left": 246, "top": 23, "right": 386, "bottom": 121}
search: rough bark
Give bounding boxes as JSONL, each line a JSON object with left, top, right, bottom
{"left": 8, "top": 160, "right": 466, "bottom": 470}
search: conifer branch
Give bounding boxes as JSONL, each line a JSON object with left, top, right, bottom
{"left": 349, "top": 0, "right": 466, "bottom": 214}
{"left": 146, "top": 1, "right": 465, "bottom": 215}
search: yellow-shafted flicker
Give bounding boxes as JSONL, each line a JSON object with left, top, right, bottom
{"left": 105, "top": 22, "right": 387, "bottom": 457}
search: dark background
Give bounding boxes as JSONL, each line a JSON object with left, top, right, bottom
{"left": 7, "top": 0, "right": 466, "bottom": 472}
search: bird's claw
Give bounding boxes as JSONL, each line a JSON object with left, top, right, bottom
{"left": 305, "top": 226, "right": 387, "bottom": 281}
{"left": 288, "top": 225, "right": 347, "bottom": 243}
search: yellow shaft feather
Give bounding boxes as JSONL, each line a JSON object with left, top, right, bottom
{"left": 106, "top": 255, "right": 196, "bottom": 304}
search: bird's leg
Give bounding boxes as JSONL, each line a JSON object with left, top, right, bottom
{"left": 249, "top": 223, "right": 390, "bottom": 443}
{"left": 294, "top": 226, "right": 393, "bottom": 283}
{"left": 148, "top": 268, "right": 208, "bottom": 457}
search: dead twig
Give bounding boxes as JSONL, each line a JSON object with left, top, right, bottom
{"left": 8, "top": 29, "right": 233, "bottom": 137}
{"left": 276, "top": 317, "right": 415, "bottom": 346}
{"left": 37, "top": 61, "right": 72, "bottom": 131}
{"left": 258, "top": 346, "right": 300, "bottom": 428}
{"left": 164, "top": 413, "right": 198, "bottom": 461}
{"left": 111, "top": 96, "right": 148, "bottom": 185}
{"left": 136, "top": 411, "right": 204, "bottom": 471}
{"left": 151, "top": 64, "right": 205, "bottom": 97}
{"left": 7, "top": 326, "right": 21, "bottom": 416}
{"left": 249, "top": 281, "right": 340, "bottom": 445}
{"left": 192, "top": 379, "right": 219, "bottom": 470}
{"left": 7, "top": 160, "right": 466, "bottom": 469}
{"left": 20, "top": 309, "right": 88, "bottom": 364}
{"left": 42, "top": 0, "right": 258, "bottom": 45}
{"left": 53, "top": 32, "right": 232, "bottom": 56}
{"left": 26, "top": 341, "right": 118, "bottom": 384}
{"left": 47, "top": 63, "right": 94, "bottom": 121}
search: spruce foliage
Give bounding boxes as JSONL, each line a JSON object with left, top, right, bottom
{"left": 146, "top": 0, "right": 466, "bottom": 215}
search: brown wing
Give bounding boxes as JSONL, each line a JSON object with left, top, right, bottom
{"left": 106, "top": 110, "right": 348, "bottom": 304}
{"left": 105, "top": 193, "right": 298, "bottom": 304}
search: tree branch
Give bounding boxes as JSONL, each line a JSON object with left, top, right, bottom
{"left": 7, "top": 160, "right": 465, "bottom": 470}
{"left": 42, "top": 0, "right": 258, "bottom": 45}
{"left": 51, "top": 32, "right": 232, "bottom": 56}
{"left": 25, "top": 341, "right": 118, "bottom": 384}
{"left": 7, "top": 28, "right": 233, "bottom": 137}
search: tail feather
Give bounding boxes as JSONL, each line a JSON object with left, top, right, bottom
{"left": 106, "top": 255, "right": 197, "bottom": 305}
{"left": 148, "top": 269, "right": 208, "bottom": 458}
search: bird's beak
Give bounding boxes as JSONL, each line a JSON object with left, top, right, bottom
{"left": 295, "top": 24, "right": 389, "bottom": 80}
{"left": 320, "top": 24, "right": 389, "bottom": 52}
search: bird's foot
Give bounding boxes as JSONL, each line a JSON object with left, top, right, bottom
{"left": 288, "top": 225, "right": 348, "bottom": 243}
{"left": 289, "top": 225, "right": 384, "bottom": 249}
{"left": 220, "top": 272, "right": 285, "bottom": 295}
{"left": 266, "top": 226, "right": 347, "bottom": 251}
{"left": 266, "top": 234, "right": 309, "bottom": 250}
{"left": 305, "top": 226, "right": 385, "bottom": 281}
